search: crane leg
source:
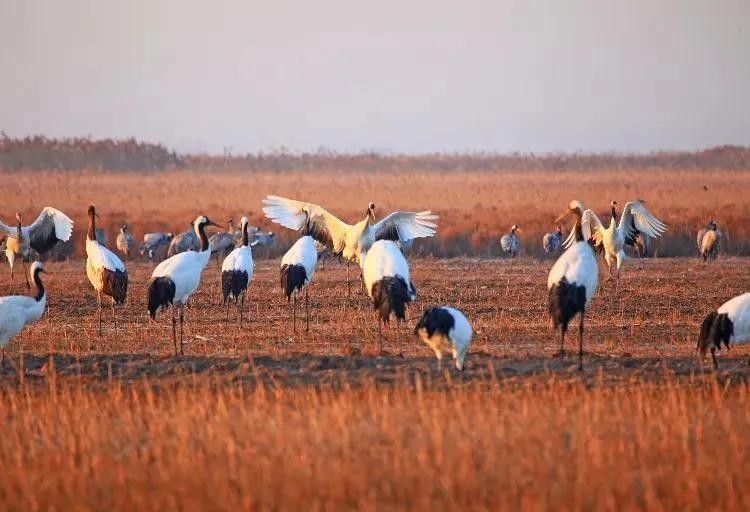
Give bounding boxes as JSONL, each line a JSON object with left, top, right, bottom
{"left": 239, "top": 293, "right": 245, "bottom": 329}
{"left": 171, "top": 305, "right": 178, "bottom": 356}
{"left": 305, "top": 286, "right": 310, "bottom": 332}
{"left": 179, "top": 303, "right": 185, "bottom": 356}
{"left": 578, "top": 310, "right": 585, "bottom": 371}
{"left": 711, "top": 347, "right": 718, "bottom": 371}
{"left": 8, "top": 264, "right": 13, "bottom": 294}
{"left": 346, "top": 261, "right": 351, "bottom": 297}
{"left": 97, "top": 291, "right": 102, "bottom": 337}
{"left": 21, "top": 258, "right": 30, "bottom": 290}
{"left": 378, "top": 318, "right": 383, "bottom": 354}
{"left": 225, "top": 298, "right": 230, "bottom": 323}
{"left": 293, "top": 293, "right": 297, "bottom": 333}
{"left": 558, "top": 326, "right": 566, "bottom": 357}
{"left": 111, "top": 299, "right": 117, "bottom": 332}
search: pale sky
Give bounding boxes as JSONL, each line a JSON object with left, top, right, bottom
{"left": 1, "top": 0, "right": 748, "bottom": 154}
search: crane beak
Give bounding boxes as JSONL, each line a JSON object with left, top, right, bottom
{"left": 209, "top": 221, "right": 224, "bottom": 229}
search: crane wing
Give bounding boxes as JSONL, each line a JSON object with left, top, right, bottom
{"left": 4, "top": 207, "right": 75, "bottom": 253}
{"left": 619, "top": 201, "right": 667, "bottom": 240}
{"left": 262, "top": 195, "right": 351, "bottom": 254}
{"left": 562, "top": 209, "right": 604, "bottom": 249}
{"left": 373, "top": 211, "right": 438, "bottom": 242}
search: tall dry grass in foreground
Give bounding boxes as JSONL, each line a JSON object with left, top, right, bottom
{"left": 2, "top": 167, "right": 749, "bottom": 257}
{"left": 1, "top": 377, "right": 748, "bottom": 510}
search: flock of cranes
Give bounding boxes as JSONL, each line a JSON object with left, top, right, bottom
{"left": 0, "top": 196, "right": 746, "bottom": 372}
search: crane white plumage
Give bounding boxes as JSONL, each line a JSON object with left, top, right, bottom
{"left": 549, "top": 200, "right": 599, "bottom": 370}
{"left": 698, "top": 293, "right": 750, "bottom": 370}
{"left": 262, "top": 195, "right": 437, "bottom": 293}
{"left": 564, "top": 199, "right": 667, "bottom": 255}
{"left": 85, "top": 205, "right": 128, "bottom": 336}
{"left": 221, "top": 217, "right": 254, "bottom": 327}
{"left": 280, "top": 235, "right": 318, "bottom": 332}
{"left": 0, "top": 261, "right": 47, "bottom": 367}
{"left": 0, "top": 207, "right": 74, "bottom": 256}
{"left": 414, "top": 306, "right": 473, "bottom": 371}
{"left": 147, "top": 215, "right": 221, "bottom": 355}
{"left": 362, "top": 240, "right": 416, "bottom": 351}
{"left": 2, "top": 208, "right": 73, "bottom": 292}
{"left": 563, "top": 200, "right": 667, "bottom": 287}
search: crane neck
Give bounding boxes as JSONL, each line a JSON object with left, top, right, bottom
{"left": 573, "top": 210, "right": 584, "bottom": 242}
{"left": 33, "top": 268, "right": 45, "bottom": 302}
{"left": 87, "top": 212, "right": 97, "bottom": 241}
{"left": 15, "top": 218, "right": 21, "bottom": 239}
{"left": 610, "top": 205, "right": 618, "bottom": 224}
{"left": 241, "top": 223, "right": 249, "bottom": 247}
{"left": 196, "top": 222, "right": 210, "bottom": 252}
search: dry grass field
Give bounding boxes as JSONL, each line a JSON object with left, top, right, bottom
{"left": 1, "top": 167, "right": 750, "bottom": 509}
{"left": 2, "top": 167, "right": 750, "bottom": 257}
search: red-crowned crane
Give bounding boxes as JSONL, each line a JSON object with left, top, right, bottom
{"left": 85, "top": 205, "right": 128, "bottom": 336}
{"left": 221, "top": 217, "right": 254, "bottom": 327}
{"left": 414, "top": 306, "right": 473, "bottom": 371}
{"left": 0, "top": 262, "right": 47, "bottom": 368}
{"left": 362, "top": 240, "right": 416, "bottom": 351}
{"left": 262, "top": 196, "right": 437, "bottom": 295}
{"left": 280, "top": 235, "right": 318, "bottom": 332}
{"left": 147, "top": 215, "right": 221, "bottom": 355}
{"left": 549, "top": 200, "right": 599, "bottom": 370}
{"left": 697, "top": 292, "right": 750, "bottom": 370}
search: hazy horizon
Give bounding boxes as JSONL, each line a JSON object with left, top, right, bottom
{"left": 2, "top": 0, "right": 748, "bottom": 154}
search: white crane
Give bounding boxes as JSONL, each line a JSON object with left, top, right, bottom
{"left": 500, "top": 225, "right": 521, "bottom": 258}
{"left": 549, "top": 200, "right": 599, "bottom": 371}
{"left": 698, "top": 292, "right": 750, "bottom": 370}
{"left": 563, "top": 200, "right": 667, "bottom": 287}
{"left": 4, "top": 213, "right": 30, "bottom": 292}
{"left": 542, "top": 226, "right": 563, "bottom": 254}
{"left": 262, "top": 196, "right": 437, "bottom": 294}
{"left": 116, "top": 223, "right": 135, "bottom": 259}
{"left": 147, "top": 215, "right": 221, "bottom": 355}
{"left": 414, "top": 306, "right": 473, "bottom": 371}
{"left": 362, "top": 240, "right": 416, "bottom": 351}
{"left": 280, "top": 235, "right": 318, "bottom": 332}
{"left": 85, "top": 205, "right": 128, "bottom": 336}
{"left": 697, "top": 220, "right": 721, "bottom": 262}
{"left": 1, "top": 207, "right": 73, "bottom": 290}
{"left": 221, "top": 217, "right": 254, "bottom": 327}
{"left": 0, "top": 261, "right": 47, "bottom": 367}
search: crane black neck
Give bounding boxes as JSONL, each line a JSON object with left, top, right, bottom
{"left": 87, "top": 211, "right": 97, "bottom": 241}
{"left": 33, "top": 268, "right": 45, "bottom": 302}
{"left": 573, "top": 211, "right": 585, "bottom": 242}
{"left": 196, "top": 222, "right": 209, "bottom": 252}
{"left": 610, "top": 204, "right": 618, "bottom": 223}
{"left": 241, "top": 223, "right": 249, "bottom": 247}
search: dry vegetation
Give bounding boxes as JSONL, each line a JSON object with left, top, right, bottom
{"left": 1, "top": 164, "right": 750, "bottom": 509}
{"left": 2, "top": 166, "right": 750, "bottom": 258}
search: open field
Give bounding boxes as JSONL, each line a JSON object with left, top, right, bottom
{"left": 2, "top": 166, "right": 750, "bottom": 509}
{"left": 0, "top": 256, "right": 750, "bottom": 509}
{"left": 2, "top": 167, "right": 750, "bottom": 257}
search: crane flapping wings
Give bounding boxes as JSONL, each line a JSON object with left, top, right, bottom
{"left": 0, "top": 207, "right": 74, "bottom": 253}
{"left": 373, "top": 211, "right": 438, "bottom": 242}
{"left": 562, "top": 209, "right": 604, "bottom": 249}
{"left": 619, "top": 201, "right": 667, "bottom": 243}
{"left": 262, "top": 196, "right": 351, "bottom": 254}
